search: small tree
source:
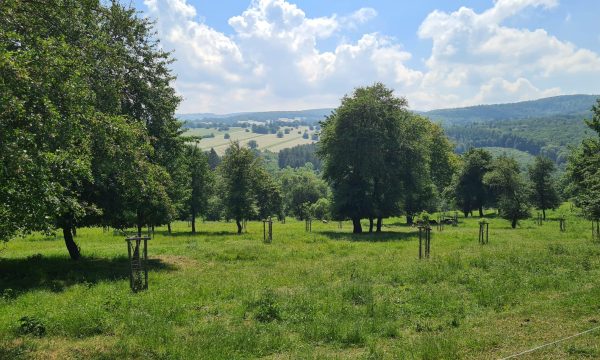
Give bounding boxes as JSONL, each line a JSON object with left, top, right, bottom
{"left": 484, "top": 156, "right": 530, "bottom": 228}
{"left": 248, "top": 139, "right": 258, "bottom": 149}
{"left": 452, "top": 148, "right": 493, "bottom": 217}
{"left": 528, "top": 156, "right": 560, "bottom": 220}
{"left": 224, "top": 133, "right": 230, "bottom": 139}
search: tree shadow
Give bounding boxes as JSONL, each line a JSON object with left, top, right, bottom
{"left": 154, "top": 230, "right": 239, "bottom": 237}
{"left": 318, "top": 230, "right": 417, "bottom": 242}
{"left": 0, "top": 254, "right": 176, "bottom": 298}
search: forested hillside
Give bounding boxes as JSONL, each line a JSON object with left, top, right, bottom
{"left": 445, "top": 114, "right": 593, "bottom": 166}
{"left": 425, "top": 94, "right": 596, "bottom": 124}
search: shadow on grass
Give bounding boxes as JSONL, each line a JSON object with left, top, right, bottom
{"left": 154, "top": 230, "right": 239, "bottom": 237}
{"left": 318, "top": 230, "right": 416, "bottom": 242}
{"left": 0, "top": 254, "right": 176, "bottom": 297}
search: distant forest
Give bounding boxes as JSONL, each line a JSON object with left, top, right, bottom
{"left": 278, "top": 143, "right": 321, "bottom": 170}
{"left": 444, "top": 113, "right": 592, "bottom": 167}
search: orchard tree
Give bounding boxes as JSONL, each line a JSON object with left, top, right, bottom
{"left": 219, "top": 142, "right": 266, "bottom": 233}
{"left": 484, "top": 156, "right": 531, "bottom": 228}
{"left": 452, "top": 148, "right": 493, "bottom": 217}
{"left": 253, "top": 167, "right": 283, "bottom": 220}
{"left": 185, "top": 144, "right": 213, "bottom": 234}
{"left": 528, "top": 156, "right": 560, "bottom": 220}
{"left": 318, "top": 83, "right": 409, "bottom": 233}
{"left": 0, "top": 0, "right": 180, "bottom": 259}
{"left": 567, "top": 98, "right": 600, "bottom": 220}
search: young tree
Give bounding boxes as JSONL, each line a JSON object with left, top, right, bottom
{"left": 528, "top": 156, "right": 560, "bottom": 220}
{"left": 253, "top": 168, "right": 283, "bottom": 220}
{"left": 567, "top": 98, "right": 600, "bottom": 220}
{"left": 452, "top": 148, "right": 493, "bottom": 217}
{"left": 484, "top": 156, "right": 531, "bottom": 228}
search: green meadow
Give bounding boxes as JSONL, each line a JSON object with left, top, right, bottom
{"left": 1, "top": 205, "right": 600, "bottom": 359}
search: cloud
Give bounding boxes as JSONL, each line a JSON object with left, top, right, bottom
{"left": 143, "top": 0, "right": 600, "bottom": 113}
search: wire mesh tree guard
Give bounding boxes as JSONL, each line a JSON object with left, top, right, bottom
{"left": 338, "top": 221, "right": 343, "bottom": 229}
{"left": 592, "top": 219, "right": 599, "bottom": 241}
{"left": 263, "top": 217, "right": 273, "bottom": 243}
{"left": 478, "top": 221, "right": 489, "bottom": 245}
{"left": 125, "top": 235, "right": 150, "bottom": 292}
{"left": 418, "top": 225, "right": 431, "bottom": 259}
{"left": 559, "top": 217, "right": 566, "bottom": 232}
{"left": 437, "top": 214, "right": 444, "bottom": 231}
{"left": 536, "top": 212, "right": 543, "bottom": 226}
{"left": 305, "top": 218, "right": 312, "bottom": 232}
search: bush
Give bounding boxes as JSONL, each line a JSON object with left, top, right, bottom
{"left": 251, "top": 289, "right": 280, "bottom": 323}
{"left": 224, "top": 133, "right": 230, "bottom": 139}
{"left": 277, "top": 131, "right": 284, "bottom": 138}
{"left": 18, "top": 316, "right": 46, "bottom": 337}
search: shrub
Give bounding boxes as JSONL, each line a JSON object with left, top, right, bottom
{"left": 18, "top": 316, "right": 46, "bottom": 337}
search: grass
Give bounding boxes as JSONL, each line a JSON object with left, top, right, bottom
{"left": 1, "top": 205, "right": 600, "bottom": 359}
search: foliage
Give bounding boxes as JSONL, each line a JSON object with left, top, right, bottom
{"left": 184, "top": 145, "right": 213, "bottom": 232}
{"left": 528, "top": 156, "right": 560, "bottom": 219}
{"left": 567, "top": 98, "right": 600, "bottom": 220}
{"left": 0, "top": 0, "right": 181, "bottom": 257}
{"left": 310, "top": 198, "right": 332, "bottom": 220}
{"left": 278, "top": 143, "right": 322, "bottom": 170}
{"left": 279, "top": 165, "right": 328, "bottom": 219}
{"left": 451, "top": 148, "right": 493, "bottom": 217}
{"left": 484, "top": 156, "right": 531, "bottom": 228}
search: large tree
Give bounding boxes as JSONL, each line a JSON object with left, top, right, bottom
{"left": 318, "top": 83, "right": 439, "bottom": 233}
{"left": 528, "top": 156, "right": 560, "bottom": 220}
{"left": 484, "top": 156, "right": 531, "bottom": 228}
{"left": 567, "top": 98, "right": 600, "bottom": 220}
{"left": 0, "top": 0, "right": 180, "bottom": 258}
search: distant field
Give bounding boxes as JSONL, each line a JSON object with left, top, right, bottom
{"left": 184, "top": 127, "right": 318, "bottom": 154}
{"left": 2, "top": 205, "right": 600, "bottom": 358}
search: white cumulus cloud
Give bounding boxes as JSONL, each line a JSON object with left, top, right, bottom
{"left": 142, "top": 0, "right": 600, "bottom": 113}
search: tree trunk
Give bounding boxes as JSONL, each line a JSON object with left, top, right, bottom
{"left": 369, "top": 218, "right": 374, "bottom": 233}
{"left": 376, "top": 217, "right": 382, "bottom": 232}
{"left": 406, "top": 215, "right": 414, "bottom": 225}
{"left": 72, "top": 226, "right": 77, "bottom": 237}
{"left": 352, "top": 218, "right": 362, "bottom": 234}
{"left": 191, "top": 208, "right": 196, "bottom": 234}
{"left": 167, "top": 223, "right": 172, "bottom": 234}
{"left": 479, "top": 206, "right": 484, "bottom": 217}
{"left": 542, "top": 209, "right": 546, "bottom": 221}
{"left": 137, "top": 224, "right": 142, "bottom": 237}
{"left": 511, "top": 218, "right": 517, "bottom": 229}
{"left": 236, "top": 219, "right": 243, "bottom": 234}
{"left": 63, "top": 226, "right": 80, "bottom": 260}
{"left": 463, "top": 211, "right": 469, "bottom": 218}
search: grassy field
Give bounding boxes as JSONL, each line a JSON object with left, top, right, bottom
{"left": 1, "top": 205, "right": 600, "bottom": 359}
{"left": 184, "top": 127, "right": 317, "bottom": 155}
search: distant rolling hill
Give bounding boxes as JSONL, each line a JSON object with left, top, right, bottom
{"left": 423, "top": 94, "right": 597, "bottom": 125}
{"left": 178, "top": 94, "right": 599, "bottom": 168}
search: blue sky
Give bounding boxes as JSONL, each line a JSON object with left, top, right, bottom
{"left": 137, "top": 0, "right": 600, "bottom": 113}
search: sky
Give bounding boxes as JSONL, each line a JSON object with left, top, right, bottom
{"left": 134, "top": 0, "right": 600, "bottom": 114}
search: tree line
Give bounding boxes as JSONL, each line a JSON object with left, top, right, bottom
{"left": 2, "top": 1, "right": 599, "bottom": 259}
